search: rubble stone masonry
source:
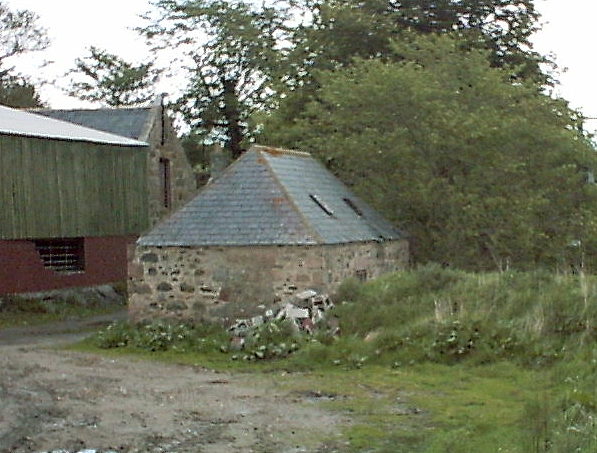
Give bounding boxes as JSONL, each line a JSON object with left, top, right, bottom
{"left": 128, "top": 240, "right": 408, "bottom": 324}
{"left": 146, "top": 114, "right": 197, "bottom": 226}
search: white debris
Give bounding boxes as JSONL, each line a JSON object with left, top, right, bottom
{"left": 285, "top": 306, "right": 309, "bottom": 319}
{"left": 228, "top": 290, "right": 334, "bottom": 340}
{"left": 295, "top": 289, "right": 318, "bottom": 300}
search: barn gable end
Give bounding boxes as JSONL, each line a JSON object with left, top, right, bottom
{"left": 33, "top": 96, "right": 197, "bottom": 226}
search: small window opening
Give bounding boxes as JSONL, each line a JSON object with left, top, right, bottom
{"left": 355, "top": 269, "right": 368, "bottom": 282}
{"left": 343, "top": 197, "right": 363, "bottom": 216}
{"left": 34, "top": 238, "right": 85, "bottom": 273}
{"left": 159, "top": 158, "right": 172, "bottom": 209}
{"left": 309, "top": 194, "right": 334, "bottom": 216}
{"left": 160, "top": 96, "right": 166, "bottom": 146}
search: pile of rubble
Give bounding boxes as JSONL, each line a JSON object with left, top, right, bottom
{"left": 228, "top": 290, "right": 336, "bottom": 348}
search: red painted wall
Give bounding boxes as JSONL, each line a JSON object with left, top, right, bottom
{"left": 0, "top": 236, "right": 136, "bottom": 295}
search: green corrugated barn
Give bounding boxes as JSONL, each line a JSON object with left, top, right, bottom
{"left": 0, "top": 105, "right": 149, "bottom": 294}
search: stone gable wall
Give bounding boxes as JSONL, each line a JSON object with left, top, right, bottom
{"left": 146, "top": 113, "right": 197, "bottom": 226}
{"left": 128, "top": 240, "right": 408, "bottom": 324}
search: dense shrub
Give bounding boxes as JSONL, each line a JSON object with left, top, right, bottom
{"left": 234, "top": 320, "right": 303, "bottom": 361}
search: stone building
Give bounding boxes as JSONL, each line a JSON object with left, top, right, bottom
{"left": 34, "top": 96, "right": 196, "bottom": 226}
{"left": 129, "top": 146, "right": 408, "bottom": 324}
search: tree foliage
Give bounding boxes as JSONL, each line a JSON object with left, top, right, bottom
{"left": 0, "top": 1, "right": 48, "bottom": 71}
{"left": 0, "top": 73, "right": 43, "bottom": 107}
{"left": 0, "top": 1, "right": 48, "bottom": 107}
{"left": 66, "top": 46, "right": 158, "bottom": 107}
{"left": 142, "top": 0, "right": 292, "bottom": 159}
{"left": 260, "top": 35, "right": 597, "bottom": 270}
{"left": 287, "top": 0, "right": 546, "bottom": 79}
{"left": 141, "top": 0, "right": 547, "bottom": 159}
{"left": 268, "top": 0, "right": 550, "bottom": 138}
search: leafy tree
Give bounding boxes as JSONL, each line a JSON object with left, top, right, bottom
{"left": 0, "top": 1, "right": 48, "bottom": 107}
{"left": 394, "top": 0, "right": 546, "bottom": 83}
{"left": 66, "top": 46, "right": 158, "bottom": 107}
{"left": 141, "top": 0, "right": 292, "bottom": 159}
{"left": 0, "top": 73, "right": 43, "bottom": 107}
{"left": 288, "top": 0, "right": 546, "bottom": 81}
{"left": 261, "top": 0, "right": 550, "bottom": 150}
{"left": 260, "top": 34, "right": 597, "bottom": 271}
{"left": 0, "top": 2, "right": 48, "bottom": 71}
{"left": 142, "top": 0, "right": 547, "bottom": 159}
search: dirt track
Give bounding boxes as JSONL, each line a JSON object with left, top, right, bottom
{"left": 0, "top": 317, "right": 347, "bottom": 453}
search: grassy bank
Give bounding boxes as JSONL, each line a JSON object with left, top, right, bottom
{"left": 0, "top": 291, "right": 125, "bottom": 329}
{"left": 80, "top": 266, "right": 597, "bottom": 452}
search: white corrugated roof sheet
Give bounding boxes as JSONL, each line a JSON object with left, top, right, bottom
{"left": 0, "top": 105, "right": 147, "bottom": 147}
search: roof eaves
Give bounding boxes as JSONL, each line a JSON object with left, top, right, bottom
{"left": 0, "top": 129, "right": 148, "bottom": 148}
{"left": 252, "top": 144, "right": 311, "bottom": 158}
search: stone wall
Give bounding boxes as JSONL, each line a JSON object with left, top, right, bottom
{"left": 128, "top": 240, "right": 409, "bottom": 324}
{"left": 145, "top": 110, "right": 196, "bottom": 226}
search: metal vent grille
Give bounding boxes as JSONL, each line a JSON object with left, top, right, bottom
{"left": 34, "top": 238, "right": 85, "bottom": 273}
{"left": 355, "top": 269, "right": 368, "bottom": 282}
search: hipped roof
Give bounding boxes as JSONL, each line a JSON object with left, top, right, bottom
{"left": 0, "top": 105, "right": 147, "bottom": 146}
{"left": 138, "top": 146, "right": 402, "bottom": 246}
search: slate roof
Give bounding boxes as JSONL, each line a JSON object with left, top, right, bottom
{"left": 0, "top": 105, "right": 147, "bottom": 147}
{"left": 32, "top": 107, "right": 152, "bottom": 140}
{"left": 138, "top": 146, "right": 402, "bottom": 246}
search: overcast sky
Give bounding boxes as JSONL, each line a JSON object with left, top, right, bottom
{"left": 5, "top": 0, "right": 150, "bottom": 108}
{"left": 5, "top": 0, "right": 597, "bottom": 128}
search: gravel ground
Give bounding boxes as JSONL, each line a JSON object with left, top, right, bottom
{"left": 0, "top": 315, "right": 348, "bottom": 453}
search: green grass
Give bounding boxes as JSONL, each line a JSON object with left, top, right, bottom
{"left": 274, "top": 363, "right": 552, "bottom": 453}
{"left": 77, "top": 265, "right": 597, "bottom": 452}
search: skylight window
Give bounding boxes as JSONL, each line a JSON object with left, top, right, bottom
{"left": 309, "top": 194, "right": 334, "bottom": 216}
{"left": 343, "top": 197, "right": 363, "bottom": 217}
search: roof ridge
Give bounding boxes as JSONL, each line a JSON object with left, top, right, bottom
{"left": 251, "top": 144, "right": 311, "bottom": 158}
{"left": 256, "top": 148, "right": 324, "bottom": 244}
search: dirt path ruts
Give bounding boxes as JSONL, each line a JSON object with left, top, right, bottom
{"left": 0, "top": 316, "right": 347, "bottom": 453}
